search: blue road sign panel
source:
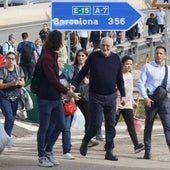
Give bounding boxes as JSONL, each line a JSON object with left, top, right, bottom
{"left": 51, "top": 1, "right": 142, "bottom": 31}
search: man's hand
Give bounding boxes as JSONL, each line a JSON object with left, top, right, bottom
{"left": 66, "top": 90, "right": 81, "bottom": 101}
{"left": 70, "top": 84, "right": 76, "bottom": 91}
{"left": 120, "top": 97, "right": 126, "bottom": 106}
{"left": 144, "top": 97, "right": 153, "bottom": 107}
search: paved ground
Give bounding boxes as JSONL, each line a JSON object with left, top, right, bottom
{"left": 0, "top": 118, "right": 169, "bottom": 170}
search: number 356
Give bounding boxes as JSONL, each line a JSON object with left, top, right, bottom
{"left": 108, "top": 18, "right": 125, "bottom": 25}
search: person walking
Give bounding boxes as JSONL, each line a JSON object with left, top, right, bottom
{"left": 89, "top": 31, "right": 101, "bottom": 48}
{"left": 57, "top": 57, "right": 75, "bottom": 160}
{"left": 137, "top": 18, "right": 144, "bottom": 38}
{"left": 2, "top": 34, "right": 16, "bottom": 56}
{"left": 39, "top": 23, "right": 50, "bottom": 43}
{"left": 116, "top": 55, "right": 144, "bottom": 154}
{"left": 0, "top": 52, "right": 25, "bottom": 137}
{"left": 138, "top": 45, "right": 170, "bottom": 159}
{"left": 34, "top": 30, "right": 79, "bottom": 167}
{"left": 78, "top": 31, "right": 89, "bottom": 50}
{"left": 72, "top": 37, "right": 126, "bottom": 161}
{"left": 156, "top": 7, "right": 166, "bottom": 33}
{"left": 17, "top": 32, "right": 37, "bottom": 81}
{"left": 146, "top": 13, "right": 158, "bottom": 36}
{"left": 35, "top": 38, "right": 43, "bottom": 59}
{"left": 72, "top": 49, "right": 99, "bottom": 147}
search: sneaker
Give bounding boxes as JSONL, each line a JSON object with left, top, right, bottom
{"left": 62, "top": 153, "right": 75, "bottom": 160}
{"left": 7, "top": 137, "right": 13, "bottom": 149}
{"left": 38, "top": 156, "right": 54, "bottom": 167}
{"left": 88, "top": 139, "right": 99, "bottom": 147}
{"left": 134, "top": 143, "right": 145, "bottom": 153}
{"left": 96, "top": 134, "right": 104, "bottom": 141}
{"left": 45, "top": 152, "right": 60, "bottom": 165}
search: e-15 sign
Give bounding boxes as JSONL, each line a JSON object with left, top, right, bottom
{"left": 72, "top": 6, "right": 91, "bottom": 15}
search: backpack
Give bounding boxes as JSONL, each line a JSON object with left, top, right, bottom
{"left": 3, "top": 65, "right": 21, "bottom": 79}
{"left": 0, "top": 42, "right": 10, "bottom": 55}
{"left": 30, "top": 62, "right": 43, "bottom": 94}
{"left": 20, "top": 42, "right": 34, "bottom": 64}
{"left": 0, "top": 45, "right": 3, "bottom": 55}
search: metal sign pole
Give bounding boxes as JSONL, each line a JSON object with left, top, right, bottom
{"left": 4, "top": 0, "right": 8, "bottom": 9}
{"left": 165, "top": 8, "right": 169, "bottom": 63}
{"left": 67, "top": 32, "right": 71, "bottom": 64}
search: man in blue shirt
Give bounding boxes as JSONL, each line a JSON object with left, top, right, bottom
{"left": 17, "top": 32, "right": 37, "bottom": 81}
{"left": 72, "top": 37, "right": 125, "bottom": 161}
{"left": 138, "top": 45, "right": 170, "bottom": 159}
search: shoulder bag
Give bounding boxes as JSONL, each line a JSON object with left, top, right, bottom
{"left": 149, "top": 65, "right": 168, "bottom": 103}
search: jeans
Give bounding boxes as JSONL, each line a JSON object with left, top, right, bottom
{"left": 0, "top": 97, "right": 18, "bottom": 136}
{"left": 144, "top": 97, "right": 170, "bottom": 151}
{"left": 148, "top": 28, "right": 156, "bottom": 36}
{"left": 83, "top": 92, "right": 117, "bottom": 151}
{"left": 37, "top": 98, "right": 65, "bottom": 157}
{"left": 62, "top": 115, "right": 72, "bottom": 154}
{"left": 116, "top": 109, "right": 138, "bottom": 146}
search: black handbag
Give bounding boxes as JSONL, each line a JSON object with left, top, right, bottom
{"left": 149, "top": 65, "right": 168, "bottom": 103}
{"left": 76, "top": 84, "right": 89, "bottom": 101}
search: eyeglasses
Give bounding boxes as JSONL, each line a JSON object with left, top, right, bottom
{"left": 6, "top": 57, "right": 15, "bottom": 61}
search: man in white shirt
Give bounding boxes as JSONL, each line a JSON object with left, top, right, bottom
{"left": 156, "top": 7, "right": 166, "bottom": 33}
{"left": 138, "top": 45, "right": 170, "bottom": 160}
{"left": 2, "top": 34, "right": 16, "bottom": 56}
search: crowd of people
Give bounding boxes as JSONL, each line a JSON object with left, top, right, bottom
{"left": 0, "top": 6, "right": 170, "bottom": 168}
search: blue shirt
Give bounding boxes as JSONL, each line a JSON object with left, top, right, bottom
{"left": 73, "top": 51, "right": 125, "bottom": 96}
{"left": 138, "top": 61, "right": 170, "bottom": 99}
{"left": 17, "top": 41, "right": 36, "bottom": 63}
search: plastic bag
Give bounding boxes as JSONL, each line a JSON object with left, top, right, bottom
{"left": 0, "top": 122, "right": 10, "bottom": 154}
{"left": 21, "top": 87, "right": 33, "bottom": 110}
{"left": 16, "top": 109, "right": 28, "bottom": 120}
{"left": 71, "top": 107, "right": 85, "bottom": 129}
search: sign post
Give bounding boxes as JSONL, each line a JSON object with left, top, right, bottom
{"left": 51, "top": 0, "right": 142, "bottom": 31}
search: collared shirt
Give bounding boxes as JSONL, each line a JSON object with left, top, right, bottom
{"left": 138, "top": 61, "right": 170, "bottom": 99}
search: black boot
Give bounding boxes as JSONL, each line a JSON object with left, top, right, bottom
{"left": 105, "top": 150, "right": 118, "bottom": 161}
{"left": 80, "top": 140, "right": 88, "bottom": 156}
{"left": 143, "top": 150, "right": 151, "bottom": 159}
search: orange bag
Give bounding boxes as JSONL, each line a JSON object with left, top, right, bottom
{"left": 63, "top": 100, "right": 77, "bottom": 116}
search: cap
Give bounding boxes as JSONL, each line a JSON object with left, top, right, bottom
{"left": 8, "top": 34, "right": 16, "bottom": 40}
